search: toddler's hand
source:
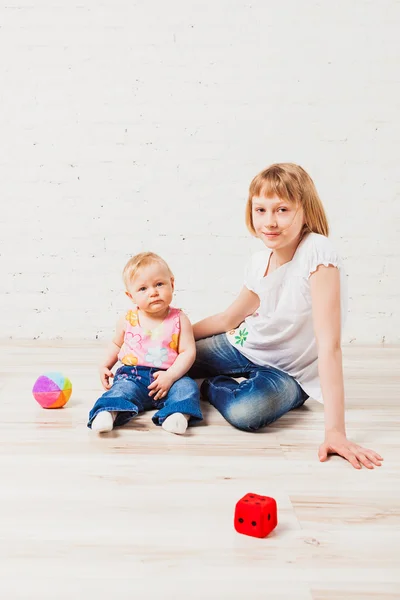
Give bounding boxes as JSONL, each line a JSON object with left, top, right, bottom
{"left": 148, "top": 371, "right": 174, "bottom": 401}
{"left": 99, "top": 366, "right": 114, "bottom": 390}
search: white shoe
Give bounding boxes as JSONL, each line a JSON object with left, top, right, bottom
{"left": 91, "top": 411, "right": 114, "bottom": 433}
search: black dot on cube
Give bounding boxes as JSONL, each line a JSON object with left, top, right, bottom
{"left": 238, "top": 518, "right": 244, "bottom": 523}
{"left": 256, "top": 502, "right": 260, "bottom": 505}
{"left": 244, "top": 500, "right": 248, "bottom": 503}
{"left": 250, "top": 495, "right": 254, "bottom": 498}
{"left": 268, "top": 514, "right": 270, "bottom": 520}
{"left": 251, "top": 521, "right": 257, "bottom": 526}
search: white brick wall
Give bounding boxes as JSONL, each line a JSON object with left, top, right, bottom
{"left": 0, "top": 1, "right": 399, "bottom": 343}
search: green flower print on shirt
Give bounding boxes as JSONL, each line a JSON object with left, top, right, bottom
{"left": 234, "top": 328, "right": 248, "bottom": 347}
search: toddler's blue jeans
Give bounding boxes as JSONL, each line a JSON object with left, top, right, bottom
{"left": 88, "top": 365, "right": 203, "bottom": 429}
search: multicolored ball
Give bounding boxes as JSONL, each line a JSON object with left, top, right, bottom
{"left": 32, "top": 372, "right": 72, "bottom": 409}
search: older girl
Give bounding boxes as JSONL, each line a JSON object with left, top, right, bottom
{"left": 190, "top": 163, "right": 382, "bottom": 470}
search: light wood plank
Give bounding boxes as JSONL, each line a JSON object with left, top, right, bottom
{"left": 0, "top": 342, "right": 399, "bottom": 599}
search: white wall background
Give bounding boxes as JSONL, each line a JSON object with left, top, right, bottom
{"left": 0, "top": 0, "right": 399, "bottom": 344}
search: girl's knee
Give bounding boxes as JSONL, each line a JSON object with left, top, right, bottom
{"left": 224, "top": 401, "right": 267, "bottom": 432}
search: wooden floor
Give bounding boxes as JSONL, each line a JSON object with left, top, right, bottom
{"left": 0, "top": 342, "right": 399, "bottom": 600}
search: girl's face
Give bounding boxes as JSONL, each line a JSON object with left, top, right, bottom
{"left": 251, "top": 195, "right": 305, "bottom": 251}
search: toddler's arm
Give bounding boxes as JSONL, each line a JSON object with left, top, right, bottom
{"left": 166, "top": 311, "right": 196, "bottom": 380}
{"left": 98, "top": 314, "right": 125, "bottom": 390}
{"left": 193, "top": 286, "right": 259, "bottom": 340}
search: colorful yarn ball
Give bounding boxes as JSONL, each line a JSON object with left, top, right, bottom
{"left": 32, "top": 372, "right": 72, "bottom": 409}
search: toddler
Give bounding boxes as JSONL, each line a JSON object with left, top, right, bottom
{"left": 88, "top": 252, "right": 203, "bottom": 434}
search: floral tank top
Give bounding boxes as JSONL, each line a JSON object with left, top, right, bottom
{"left": 118, "top": 307, "right": 181, "bottom": 369}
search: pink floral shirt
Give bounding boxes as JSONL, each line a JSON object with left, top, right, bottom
{"left": 118, "top": 307, "right": 181, "bottom": 369}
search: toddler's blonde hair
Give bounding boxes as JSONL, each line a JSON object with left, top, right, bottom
{"left": 123, "top": 252, "right": 174, "bottom": 289}
{"left": 245, "top": 163, "right": 329, "bottom": 237}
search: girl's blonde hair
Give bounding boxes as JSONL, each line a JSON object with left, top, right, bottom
{"left": 123, "top": 252, "right": 174, "bottom": 288}
{"left": 245, "top": 163, "right": 329, "bottom": 237}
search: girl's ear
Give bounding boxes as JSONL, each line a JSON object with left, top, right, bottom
{"left": 170, "top": 277, "right": 175, "bottom": 292}
{"left": 125, "top": 291, "right": 133, "bottom": 299}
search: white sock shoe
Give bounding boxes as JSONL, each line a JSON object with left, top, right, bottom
{"left": 162, "top": 413, "right": 189, "bottom": 435}
{"left": 92, "top": 411, "right": 114, "bottom": 433}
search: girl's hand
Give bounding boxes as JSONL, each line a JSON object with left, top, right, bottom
{"left": 148, "top": 371, "right": 174, "bottom": 401}
{"left": 99, "top": 366, "right": 114, "bottom": 390}
{"left": 318, "top": 431, "right": 383, "bottom": 469}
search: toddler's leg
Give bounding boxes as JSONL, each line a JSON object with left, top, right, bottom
{"left": 161, "top": 413, "right": 189, "bottom": 435}
{"left": 87, "top": 375, "right": 146, "bottom": 433}
{"left": 91, "top": 411, "right": 116, "bottom": 433}
{"left": 152, "top": 376, "right": 203, "bottom": 435}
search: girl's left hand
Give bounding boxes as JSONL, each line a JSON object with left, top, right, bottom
{"left": 318, "top": 431, "right": 383, "bottom": 469}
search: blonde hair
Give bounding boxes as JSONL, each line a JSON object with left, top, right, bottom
{"left": 245, "top": 163, "right": 329, "bottom": 237}
{"left": 122, "top": 252, "right": 174, "bottom": 288}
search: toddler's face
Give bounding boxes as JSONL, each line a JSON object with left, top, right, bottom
{"left": 251, "top": 194, "right": 304, "bottom": 251}
{"left": 127, "top": 263, "right": 174, "bottom": 315}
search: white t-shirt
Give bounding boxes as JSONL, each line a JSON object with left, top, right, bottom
{"left": 226, "top": 233, "right": 348, "bottom": 403}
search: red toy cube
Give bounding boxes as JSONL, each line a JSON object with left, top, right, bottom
{"left": 234, "top": 493, "right": 277, "bottom": 538}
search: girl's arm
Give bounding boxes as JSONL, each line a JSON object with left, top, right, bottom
{"left": 148, "top": 312, "right": 197, "bottom": 400}
{"left": 193, "top": 286, "right": 260, "bottom": 341}
{"left": 98, "top": 315, "right": 125, "bottom": 389}
{"left": 310, "top": 265, "right": 383, "bottom": 469}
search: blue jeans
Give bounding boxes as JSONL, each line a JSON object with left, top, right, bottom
{"left": 87, "top": 365, "right": 203, "bottom": 429}
{"left": 188, "top": 334, "right": 308, "bottom": 431}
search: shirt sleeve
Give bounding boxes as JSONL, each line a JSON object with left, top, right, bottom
{"left": 306, "top": 234, "right": 342, "bottom": 278}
